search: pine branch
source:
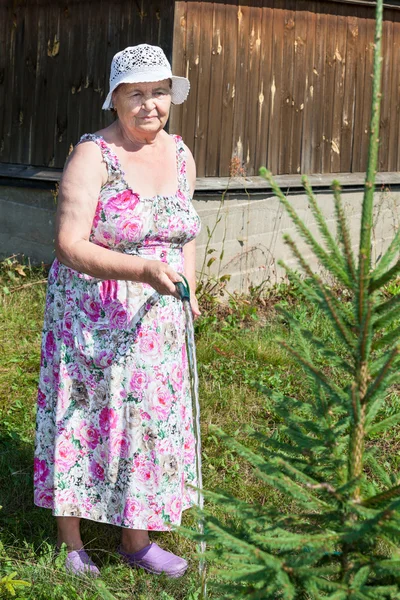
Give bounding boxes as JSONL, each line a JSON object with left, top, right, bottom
{"left": 361, "top": 484, "right": 400, "bottom": 509}
{"left": 260, "top": 167, "right": 352, "bottom": 287}
{"left": 332, "top": 180, "right": 357, "bottom": 282}
{"left": 372, "top": 325, "right": 400, "bottom": 351}
{"left": 367, "top": 412, "right": 400, "bottom": 436}
{"left": 363, "top": 347, "right": 399, "bottom": 405}
{"left": 357, "top": 303, "right": 373, "bottom": 367}
{"left": 278, "top": 307, "right": 354, "bottom": 374}
{"left": 369, "top": 259, "right": 400, "bottom": 293}
{"left": 279, "top": 341, "right": 349, "bottom": 402}
{"left": 373, "top": 307, "right": 400, "bottom": 334}
{"left": 356, "top": 0, "right": 384, "bottom": 324}
{"left": 364, "top": 452, "right": 392, "bottom": 487}
{"left": 279, "top": 238, "right": 355, "bottom": 348}
{"left": 301, "top": 175, "right": 349, "bottom": 277}
{"left": 370, "top": 226, "right": 400, "bottom": 282}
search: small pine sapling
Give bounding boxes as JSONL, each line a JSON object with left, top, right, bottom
{"left": 194, "top": 0, "right": 400, "bottom": 597}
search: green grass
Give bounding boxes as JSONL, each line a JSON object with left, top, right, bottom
{"left": 1, "top": 265, "right": 399, "bottom": 599}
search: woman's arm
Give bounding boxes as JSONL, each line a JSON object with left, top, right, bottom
{"left": 55, "top": 141, "right": 181, "bottom": 296}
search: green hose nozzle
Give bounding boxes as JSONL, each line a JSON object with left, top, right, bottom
{"left": 175, "top": 275, "right": 191, "bottom": 301}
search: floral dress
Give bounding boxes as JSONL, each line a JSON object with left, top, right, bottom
{"left": 34, "top": 133, "right": 201, "bottom": 530}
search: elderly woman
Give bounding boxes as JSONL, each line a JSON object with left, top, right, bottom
{"left": 34, "top": 44, "right": 201, "bottom": 578}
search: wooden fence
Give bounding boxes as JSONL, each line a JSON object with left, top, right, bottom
{"left": 1, "top": 0, "right": 400, "bottom": 177}
{"left": 0, "top": 0, "right": 174, "bottom": 169}
{"left": 170, "top": 0, "right": 400, "bottom": 177}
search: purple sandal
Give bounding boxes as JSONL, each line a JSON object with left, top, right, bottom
{"left": 64, "top": 549, "right": 100, "bottom": 578}
{"left": 117, "top": 542, "right": 188, "bottom": 578}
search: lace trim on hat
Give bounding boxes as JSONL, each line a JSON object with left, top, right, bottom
{"left": 110, "top": 45, "right": 170, "bottom": 85}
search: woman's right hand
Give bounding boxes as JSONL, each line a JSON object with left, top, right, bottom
{"left": 141, "top": 260, "right": 183, "bottom": 297}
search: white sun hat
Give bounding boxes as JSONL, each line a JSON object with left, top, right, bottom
{"left": 102, "top": 44, "right": 190, "bottom": 110}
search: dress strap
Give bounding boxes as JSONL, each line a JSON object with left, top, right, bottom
{"left": 171, "top": 134, "right": 191, "bottom": 195}
{"left": 78, "top": 133, "right": 122, "bottom": 182}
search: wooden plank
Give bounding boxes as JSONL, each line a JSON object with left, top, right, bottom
{"left": 0, "top": 0, "right": 7, "bottom": 163}
{"left": 23, "top": 1, "right": 40, "bottom": 165}
{"left": 278, "top": 0, "right": 296, "bottom": 174}
{"left": 267, "top": 1, "right": 284, "bottom": 175}
{"left": 2, "top": 161, "right": 400, "bottom": 189}
{"left": 167, "top": 1, "right": 184, "bottom": 134}
{"left": 358, "top": 10, "right": 375, "bottom": 171}
{"left": 378, "top": 14, "right": 393, "bottom": 171}
{"left": 44, "top": 2, "right": 62, "bottom": 167}
{"left": 340, "top": 11, "right": 357, "bottom": 172}
{"left": 289, "top": 0, "right": 308, "bottom": 175}
{"left": 54, "top": 2, "right": 74, "bottom": 166}
{"left": 351, "top": 6, "right": 367, "bottom": 171}
{"left": 389, "top": 10, "right": 400, "bottom": 170}
{"left": 310, "top": 5, "right": 328, "bottom": 173}
{"left": 180, "top": 2, "right": 202, "bottom": 155}
{"left": 219, "top": 2, "right": 238, "bottom": 176}
{"left": 321, "top": 4, "right": 338, "bottom": 173}
{"left": 231, "top": 3, "right": 251, "bottom": 172}
{"left": 300, "top": 2, "right": 317, "bottom": 173}
{"left": 243, "top": 1, "right": 263, "bottom": 176}
{"left": 205, "top": 3, "right": 226, "bottom": 176}
{"left": 323, "top": 0, "right": 400, "bottom": 9}
{"left": 12, "top": 3, "right": 23, "bottom": 163}
{"left": 330, "top": 3, "right": 347, "bottom": 173}
{"left": 193, "top": 2, "right": 213, "bottom": 177}
{"left": 254, "top": 0, "right": 274, "bottom": 174}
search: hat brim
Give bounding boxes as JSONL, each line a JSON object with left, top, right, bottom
{"left": 102, "top": 75, "right": 190, "bottom": 110}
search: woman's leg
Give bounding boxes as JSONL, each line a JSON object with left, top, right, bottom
{"left": 56, "top": 516, "right": 84, "bottom": 551}
{"left": 120, "top": 528, "right": 150, "bottom": 553}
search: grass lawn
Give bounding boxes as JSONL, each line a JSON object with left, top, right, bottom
{"left": 1, "top": 262, "right": 399, "bottom": 599}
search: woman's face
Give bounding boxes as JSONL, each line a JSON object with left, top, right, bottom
{"left": 112, "top": 79, "right": 172, "bottom": 137}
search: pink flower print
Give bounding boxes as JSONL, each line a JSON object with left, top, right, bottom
{"left": 108, "top": 301, "right": 127, "bottom": 329}
{"left": 56, "top": 488, "right": 77, "bottom": 504}
{"left": 92, "top": 201, "right": 102, "bottom": 230}
{"left": 130, "top": 370, "right": 149, "bottom": 394}
{"left": 136, "top": 460, "right": 158, "bottom": 486}
{"left": 81, "top": 294, "right": 102, "bottom": 323}
{"left": 138, "top": 328, "right": 162, "bottom": 363}
{"left": 118, "top": 217, "right": 143, "bottom": 242}
{"left": 34, "top": 487, "right": 53, "bottom": 509}
{"left": 94, "top": 349, "right": 114, "bottom": 368}
{"left": 34, "top": 458, "right": 50, "bottom": 485}
{"left": 90, "top": 460, "right": 105, "bottom": 481}
{"left": 62, "top": 311, "right": 74, "bottom": 347}
{"left": 150, "top": 383, "right": 173, "bottom": 421}
{"left": 166, "top": 495, "right": 182, "bottom": 521}
{"left": 107, "top": 190, "right": 139, "bottom": 212}
{"left": 99, "top": 279, "right": 118, "bottom": 304}
{"left": 147, "top": 514, "right": 168, "bottom": 530}
{"left": 110, "top": 431, "right": 130, "bottom": 458}
{"left": 95, "top": 221, "right": 119, "bottom": 248}
{"left": 76, "top": 421, "right": 100, "bottom": 449}
{"left": 140, "top": 410, "right": 151, "bottom": 421}
{"left": 55, "top": 438, "right": 78, "bottom": 472}
{"left": 170, "top": 363, "right": 183, "bottom": 392}
{"left": 184, "top": 432, "right": 196, "bottom": 465}
{"left": 99, "top": 407, "right": 118, "bottom": 436}
{"left": 37, "top": 388, "right": 46, "bottom": 409}
{"left": 123, "top": 497, "right": 145, "bottom": 521}
{"left": 45, "top": 331, "right": 56, "bottom": 360}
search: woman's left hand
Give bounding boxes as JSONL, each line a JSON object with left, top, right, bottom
{"left": 190, "top": 295, "right": 201, "bottom": 320}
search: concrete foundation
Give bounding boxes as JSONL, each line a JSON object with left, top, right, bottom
{"left": 1, "top": 180, "right": 399, "bottom": 292}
